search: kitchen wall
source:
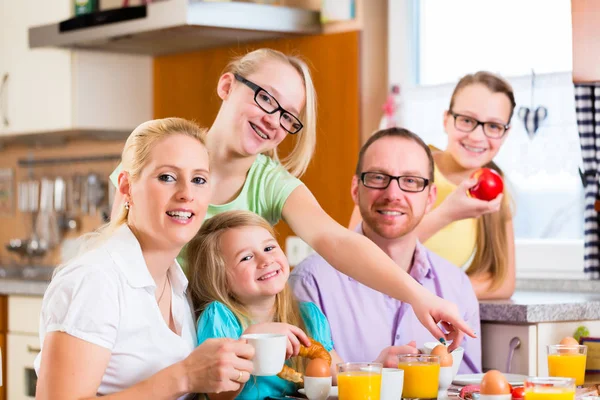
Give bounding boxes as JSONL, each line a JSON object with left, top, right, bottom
{"left": 0, "top": 139, "right": 124, "bottom": 267}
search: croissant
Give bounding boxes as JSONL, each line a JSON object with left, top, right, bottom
{"left": 277, "top": 338, "right": 332, "bottom": 384}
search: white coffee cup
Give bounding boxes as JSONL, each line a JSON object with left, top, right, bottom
{"left": 241, "top": 333, "right": 287, "bottom": 376}
{"left": 380, "top": 367, "right": 404, "bottom": 400}
{"left": 303, "top": 376, "right": 332, "bottom": 400}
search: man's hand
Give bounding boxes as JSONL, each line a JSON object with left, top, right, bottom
{"left": 374, "top": 341, "right": 419, "bottom": 367}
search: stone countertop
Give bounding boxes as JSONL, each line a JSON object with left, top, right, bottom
{"left": 479, "top": 291, "right": 600, "bottom": 323}
{"left": 0, "top": 278, "right": 49, "bottom": 296}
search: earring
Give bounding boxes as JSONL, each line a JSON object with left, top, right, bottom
{"left": 124, "top": 201, "right": 130, "bottom": 210}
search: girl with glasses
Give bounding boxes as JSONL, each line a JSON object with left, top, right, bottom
{"left": 109, "top": 49, "right": 475, "bottom": 345}
{"left": 351, "top": 71, "right": 516, "bottom": 300}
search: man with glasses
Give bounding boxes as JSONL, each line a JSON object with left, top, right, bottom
{"left": 290, "top": 127, "right": 481, "bottom": 373}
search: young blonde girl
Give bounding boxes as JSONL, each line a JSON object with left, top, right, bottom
{"left": 350, "top": 71, "right": 516, "bottom": 300}
{"left": 111, "top": 48, "right": 474, "bottom": 344}
{"left": 187, "top": 210, "right": 343, "bottom": 399}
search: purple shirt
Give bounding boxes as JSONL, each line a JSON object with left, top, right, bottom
{"left": 289, "top": 225, "right": 481, "bottom": 374}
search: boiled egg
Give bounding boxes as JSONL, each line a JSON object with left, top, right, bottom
{"left": 305, "top": 358, "right": 331, "bottom": 377}
{"left": 480, "top": 370, "right": 511, "bottom": 395}
{"left": 560, "top": 336, "right": 579, "bottom": 346}
{"left": 559, "top": 336, "right": 580, "bottom": 354}
{"left": 430, "top": 344, "right": 453, "bottom": 367}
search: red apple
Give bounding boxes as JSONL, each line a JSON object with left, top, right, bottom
{"left": 468, "top": 168, "right": 504, "bottom": 201}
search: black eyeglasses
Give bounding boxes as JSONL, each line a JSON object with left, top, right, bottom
{"left": 360, "top": 172, "right": 429, "bottom": 192}
{"left": 449, "top": 111, "right": 510, "bottom": 139}
{"left": 234, "top": 74, "right": 303, "bottom": 134}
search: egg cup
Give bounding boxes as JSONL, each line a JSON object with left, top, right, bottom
{"left": 478, "top": 395, "right": 512, "bottom": 400}
{"left": 303, "top": 376, "right": 332, "bottom": 400}
{"left": 438, "top": 366, "right": 453, "bottom": 391}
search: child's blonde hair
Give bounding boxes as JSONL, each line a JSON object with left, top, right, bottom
{"left": 55, "top": 118, "right": 207, "bottom": 276}
{"left": 188, "top": 210, "right": 304, "bottom": 328}
{"left": 187, "top": 210, "right": 307, "bottom": 372}
{"left": 224, "top": 48, "right": 317, "bottom": 178}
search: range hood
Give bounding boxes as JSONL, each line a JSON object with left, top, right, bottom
{"left": 29, "top": 0, "right": 322, "bottom": 56}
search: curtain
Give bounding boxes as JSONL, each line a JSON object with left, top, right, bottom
{"left": 575, "top": 84, "right": 600, "bottom": 279}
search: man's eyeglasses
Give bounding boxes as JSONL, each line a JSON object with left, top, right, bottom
{"left": 234, "top": 74, "right": 303, "bottom": 134}
{"left": 449, "top": 111, "right": 510, "bottom": 139}
{"left": 360, "top": 172, "right": 429, "bottom": 192}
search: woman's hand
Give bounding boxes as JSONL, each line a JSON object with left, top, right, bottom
{"left": 441, "top": 178, "right": 503, "bottom": 222}
{"left": 374, "top": 341, "right": 419, "bottom": 367}
{"left": 181, "top": 338, "right": 255, "bottom": 394}
{"left": 243, "top": 323, "right": 311, "bottom": 358}
{"left": 411, "top": 291, "right": 476, "bottom": 352}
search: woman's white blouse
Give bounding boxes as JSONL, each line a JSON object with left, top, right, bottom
{"left": 34, "top": 225, "right": 197, "bottom": 396}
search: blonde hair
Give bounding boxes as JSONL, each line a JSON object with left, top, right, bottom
{"left": 449, "top": 72, "right": 515, "bottom": 290}
{"left": 223, "top": 49, "right": 317, "bottom": 178}
{"left": 187, "top": 210, "right": 307, "bottom": 370}
{"left": 55, "top": 118, "right": 207, "bottom": 276}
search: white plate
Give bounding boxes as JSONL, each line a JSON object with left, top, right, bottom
{"left": 298, "top": 386, "right": 338, "bottom": 397}
{"left": 452, "top": 373, "right": 529, "bottom": 386}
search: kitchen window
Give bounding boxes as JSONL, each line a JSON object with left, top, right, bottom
{"left": 389, "top": 0, "right": 585, "bottom": 278}
{"left": 416, "top": 0, "right": 573, "bottom": 86}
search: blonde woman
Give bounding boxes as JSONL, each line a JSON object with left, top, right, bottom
{"left": 35, "top": 118, "right": 254, "bottom": 400}
{"left": 110, "top": 49, "right": 475, "bottom": 345}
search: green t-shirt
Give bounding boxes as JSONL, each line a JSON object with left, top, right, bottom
{"left": 110, "top": 154, "right": 303, "bottom": 267}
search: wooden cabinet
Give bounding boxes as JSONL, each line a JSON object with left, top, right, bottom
{"left": 1, "top": 0, "right": 71, "bottom": 135}
{"left": 0, "top": 295, "right": 7, "bottom": 400}
{"left": 482, "top": 320, "right": 600, "bottom": 378}
{"left": 0, "top": 0, "right": 151, "bottom": 136}
{"left": 7, "top": 295, "right": 43, "bottom": 400}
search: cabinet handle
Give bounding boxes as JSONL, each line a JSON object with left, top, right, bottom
{"left": 0, "top": 73, "right": 8, "bottom": 127}
{"left": 27, "top": 345, "right": 41, "bottom": 354}
{"left": 505, "top": 336, "right": 521, "bottom": 373}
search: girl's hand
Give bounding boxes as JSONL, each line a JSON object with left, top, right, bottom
{"left": 442, "top": 178, "right": 503, "bottom": 221}
{"left": 412, "top": 291, "right": 476, "bottom": 352}
{"left": 374, "top": 341, "right": 419, "bottom": 367}
{"left": 244, "top": 323, "right": 311, "bottom": 358}
{"left": 181, "top": 338, "right": 254, "bottom": 394}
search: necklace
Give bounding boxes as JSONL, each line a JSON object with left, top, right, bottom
{"left": 157, "top": 275, "right": 169, "bottom": 304}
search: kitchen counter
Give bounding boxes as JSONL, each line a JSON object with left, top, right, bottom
{"left": 480, "top": 290, "right": 600, "bottom": 323}
{"left": 0, "top": 278, "right": 48, "bottom": 296}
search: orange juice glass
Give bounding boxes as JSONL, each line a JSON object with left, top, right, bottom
{"left": 524, "top": 377, "right": 575, "bottom": 400}
{"left": 397, "top": 354, "right": 440, "bottom": 399}
{"left": 337, "top": 362, "right": 382, "bottom": 400}
{"left": 547, "top": 344, "right": 587, "bottom": 386}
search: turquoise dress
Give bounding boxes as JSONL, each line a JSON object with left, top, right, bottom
{"left": 196, "top": 301, "right": 334, "bottom": 400}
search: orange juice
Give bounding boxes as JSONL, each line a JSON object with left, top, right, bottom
{"left": 397, "top": 361, "right": 440, "bottom": 398}
{"left": 525, "top": 388, "right": 575, "bottom": 400}
{"left": 337, "top": 371, "right": 382, "bottom": 400}
{"left": 548, "top": 354, "right": 586, "bottom": 386}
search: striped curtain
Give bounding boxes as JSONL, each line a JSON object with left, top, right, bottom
{"left": 575, "top": 84, "right": 600, "bottom": 279}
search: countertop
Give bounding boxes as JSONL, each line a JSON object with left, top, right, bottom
{"left": 0, "top": 278, "right": 49, "bottom": 296}
{"left": 480, "top": 290, "right": 600, "bottom": 323}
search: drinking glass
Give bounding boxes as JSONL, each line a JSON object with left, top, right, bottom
{"left": 524, "top": 376, "right": 575, "bottom": 400}
{"left": 397, "top": 354, "right": 440, "bottom": 399}
{"left": 337, "top": 362, "right": 382, "bottom": 400}
{"left": 547, "top": 344, "right": 587, "bottom": 386}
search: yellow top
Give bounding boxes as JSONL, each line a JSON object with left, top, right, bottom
{"left": 423, "top": 160, "right": 477, "bottom": 269}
